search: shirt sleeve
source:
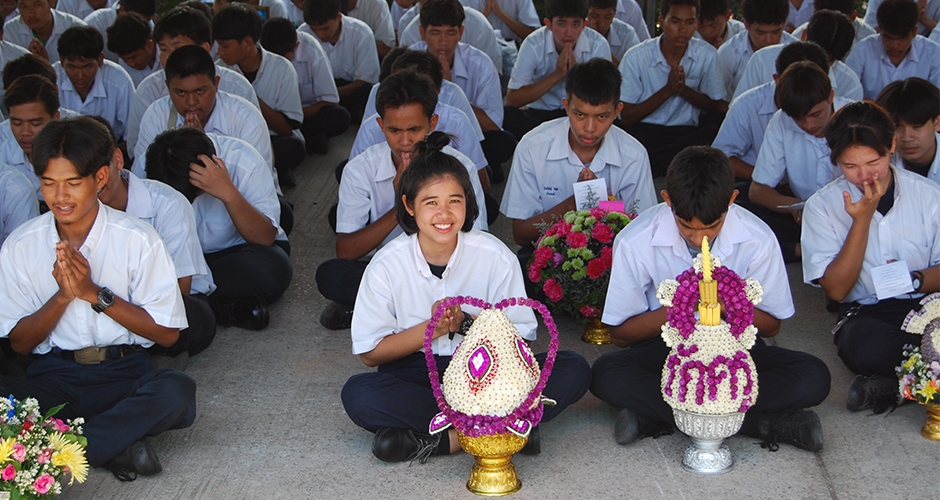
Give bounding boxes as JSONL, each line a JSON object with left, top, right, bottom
{"left": 349, "top": 115, "right": 382, "bottom": 160}
{"left": 618, "top": 47, "right": 644, "bottom": 104}
{"left": 751, "top": 113, "right": 788, "bottom": 189}
{"left": 133, "top": 101, "right": 165, "bottom": 171}
{"left": 499, "top": 144, "right": 544, "bottom": 220}
{"left": 126, "top": 228, "right": 188, "bottom": 329}
{"left": 351, "top": 26, "right": 381, "bottom": 84}
{"left": 618, "top": 150, "right": 657, "bottom": 213}
{"left": 0, "top": 171, "right": 38, "bottom": 243}
{"left": 450, "top": 109, "right": 487, "bottom": 170}
{"left": 112, "top": 65, "right": 135, "bottom": 141}
{"left": 601, "top": 228, "right": 658, "bottom": 326}
{"left": 507, "top": 35, "right": 540, "bottom": 90}
{"left": 470, "top": 57, "right": 504, "bottom": 127}
{"left": 367, "top": 0, "right": 396, "bottom": 47}
{"left": 0, "top": 233, "right": 46, "bottom": 337}
{"left": 127, "top": 75, "right": 162, "bottom": 155}
{"left": 335, "top": 158, "right": 378, "bottom": 235}
{"left": 712, "top": 97, "right": 754, "bottom": 161}
{"left": 270, "top": 59, "right": 304, "bottom": 124}
{"left": 350, "top": 256, "right": 399, "bottom": 354}
{"left": 801, "top": 189, "right": 844, "bottom": 285}
{"left": 698, "top": 47, "right": 727, "bottom": 101}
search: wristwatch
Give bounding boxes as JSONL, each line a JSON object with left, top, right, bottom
{"left": 91, "top": 287, "right": 114, "bottom": 313}
{"left": 448, "top": 312, "right": 475, "bottom": 340}
{"left": 911, "top": 271, "right": 924, "bottom": 293}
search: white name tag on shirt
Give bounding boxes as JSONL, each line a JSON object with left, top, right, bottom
{"left": 573, "top": 179, "right": 608, "bottom": 210}
{"left": 871, "top": 260, "right": 914, "bottom": 300}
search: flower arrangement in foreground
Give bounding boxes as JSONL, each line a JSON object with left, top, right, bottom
{"left": 425, "top": 296, "right": 558, "bottom": 438}
{"left": 0, "top": 395, "right": 88, "bottom": 499}
{"left": 656, "top": 237, "right": 764, "bottom": 415}
{"left": 528, "top": 207, "right": 634, "bottom": 321}
{"left": 897, "top": 293, "right": 940, "bottom": 405}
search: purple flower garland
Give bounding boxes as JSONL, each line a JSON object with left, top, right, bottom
{"left": 666, "top": 266, "right": 755, "bottom": 339}
{"left": 424, "top": 296, "right": 560, "bottom": 438}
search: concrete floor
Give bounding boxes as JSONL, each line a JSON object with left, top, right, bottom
{"left": 60, "top": 128, "right": 938, "bottom": 499}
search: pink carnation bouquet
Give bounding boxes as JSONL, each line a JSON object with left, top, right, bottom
{"left": 528, "top": 207, "right": 633, "bottom": 322}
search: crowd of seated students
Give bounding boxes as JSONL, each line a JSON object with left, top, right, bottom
{"left": 0, "top": 0, "right": 936, "bottom": 485}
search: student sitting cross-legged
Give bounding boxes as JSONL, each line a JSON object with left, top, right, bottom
{"left": 591, "top": 145, "right": 830, "bottom": 452}
{"left": 341, "top": 132, "right": 591, "bottom": 463}
{"left": 0, "top": 116, "right": 196, "bottom": 481}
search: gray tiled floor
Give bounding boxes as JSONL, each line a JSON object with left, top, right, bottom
{"left": 60, "top": 128, "right": 938, "bottom": 499}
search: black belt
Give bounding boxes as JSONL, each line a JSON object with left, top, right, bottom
{"left": 51, "top": 345, "right": 146, "bottom": 365}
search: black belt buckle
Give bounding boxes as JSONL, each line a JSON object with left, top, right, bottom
{"left": 831, "top": 304, "right": 862, "bottom": 335}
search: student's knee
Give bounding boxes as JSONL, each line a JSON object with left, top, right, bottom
{"left": 147, "top": 370, "right": 197, "bottom": 429}
{"left": 792, "top": 354, "right": 832, "bottom": 407}
{"left": 341, "top": 374, "right": 382, "bottom": 432}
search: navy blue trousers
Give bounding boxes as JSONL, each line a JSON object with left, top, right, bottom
{"left": 591, "top": 336, "right": 831, "bottom": 424}
{"left": 342, "top": 350, "right": 591, "bottom": 433}
{"left": 0, "top": 352, "right": 196, "bottom": 467}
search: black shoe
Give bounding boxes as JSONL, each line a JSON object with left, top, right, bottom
{"left": 103, "top": 440, "right": 162, "bottom": 482}
{"left": 372, "top": 427, "right": 441, "bottom": 464}
{"left": 319, "top": 301, "right": 354, "bottom": 330}
{"left": 212, "top": 297, "right": 270, "bottom": 330}
{"left": 518, "top": 426, "right": 540, "bottom": 455}
{"left": 307, "top": 133, "right": 329, "bottom": 155}
{"left": 614, "top": 408, "right": 673, "bottom": 445}
{"left": 750, "top": 410, "right": 824, "bottom": 452}
{"left": 846, "top": 374, "right": 899, "bottom": 414}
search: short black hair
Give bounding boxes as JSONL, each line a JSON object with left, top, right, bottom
{"left": 397, "top": 131, "right": 478, "bottom": 234}
{"left": 813, "top": 0, "right": 855, "bottom": 16}
{"left": 122, "top": 0, "right": 157, "bottom": 17}
{"left": 180, "top": 0, "right": 214, "bottom": 21}
{"left": 32, "top": 117, "right": 115, "bottom": 178}
{"left": 85, "top": 114, "right": 118, "bottom": 144}
{"left": 165, "top": 45, "right": 217, "bottom": 82}
{"left": 588, "top": 0, "right": 618, "bottom": 10}
{"left": 153, "top": 6, "right": 213, "bottom": 47}
{"left": 3, "top": 75, "right": 59, "bottom": 116}
{"left": 145, "top": 127, "right": 217, "bottom": 203}
{"left": 775, "top": 41, "right": 830, "bottom": 75}
{"left": 664, "top": 146, "right": 735, "bottom": 226}
{"left": 775, "top": 61, "right": 831, "bottom": 119}
{"left": 565, "top": 58, "right": 621, "bottom": 106}
{"left": 876, "top": 77, "right": 940, "bottom": 127}
{"left": 545, "top": 0, "right": 589, "bottom": 20}
{"left": 741, "top": 0, "right": 788, "bottom": 25}
{"left": 375, "top": 69, "right": 438, "bottom": 120}
{"left": 806, "top": 10, "right": 855, "bottom": 62}
{"left": 2, "top": 53, "right": 56, "bottom": 90}
{"left": 260, "top": 17, "right": 298, "bottom": 56}
{"left": 698, "top": 0, "right": 729, "bottom": 20}
{"left": 107, "top": 12, "right": 153, "bottom": 57}
{"left": 420, "top": 0, "right": 465, "bottom": 28}
{"left": 213, "top": 3, "right": 262, "bottom": 42}
{"left": 825, "top": 101, "right": 896, "bottom": 165}
{"left": 660, "top": 0, "right": 700, "bottom": 17}
{"left": 390, "top": 50, "right": 444, "bottom": 90}
{"left": 58, "top": 26, "right": 103, "bottom": 61}
{"left": 877, "top": 0, "right": 919, "bottom": 36}
{"left": 379, "top": 46, "right": 409, "bottom": 83}
{"left": 304, "top": 0, "right": 341, "bottom": 26}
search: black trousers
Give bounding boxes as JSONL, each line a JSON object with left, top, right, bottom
{"left": 342, "top": 350, "right": 591, "bottom": 433}
{"left": 278, "top": 195, "right": 294, "bottom": 236}
{"left": 736, "top": 201, "right": 801, "bottom": 263}
{"left": 315, "top": 258, "right": 368, "bottom": 307}
{"left": 336, "top": 79, "right": 371, "bottom": 124}
{"left": 272, "top": 134, "right": 305, "bottom": 176}
{"left": 148, "top": 293, "right": 216, "bottom": 357}
{"left": 591, "top": 336, "right": 831, "bottom": 426}
{"left": 205, "top": 241, "right": 293, "bottom": 303}
{"left": 481, "top": 129, "right": 517, "bottom": 174}
{"left": 300, "top": 104, "right": 351, "bottom": 144}
{"left": 0, "top": 352, "right": 196, "bottom": 467}
{"left": 620, "top": 120, "right": 721, "bottom": 178}
{"left": 834, "top": 298, "right": 923, "bottom": 377}
{"left": 503, "top": 107, "right": 566, "bottom": 141}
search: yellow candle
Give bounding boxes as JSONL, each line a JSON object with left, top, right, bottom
{"left": 701, "top": 236, "right": 713, "bottom": 281}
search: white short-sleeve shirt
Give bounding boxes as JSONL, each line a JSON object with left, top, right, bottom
{"left": 399, "top": 6, "right": 502, "bottom": 74}
{"left": 599, "top": 18, "right": 640, "bottom": 62}
{"left": 864, "top": 0, "right": 940, "bottom": 36}
{"left": 4, "top": 9, "right": 87, "bottom": 62}
{"left": 56, "top": 0, "right": 111, "bottom": 20}
{"left": 409, "top": 41, "right": 497, "bottom": 130}
{"left": 787, "top": 0, "right": 815, "bottom": 30}
{"left": 619, "top": 36, "right": 726, "bottom": 126}
{"left": 134, "top": 91, "right": 276, "bottom": 191}
{"left": 693, "top": 18, "right": 745, "bottom": 47}
{"left": 894, "top": 132, "right": 940, "bottom": 185}
{"left": 752, "top": 96, "right": 852, "bottom": 200}
{"left": 499, "top": 116, "right": 657, "bottom": 222}
{"left": 122, "top": 170, "right": 215, "bottom": 296}
{"left": 292, "top": 31, "right": 339, "bottom": 107}
{"left": 802, "top": 167, "right": 940, "bottom": 304}
{"left": 733, "top": 43, "right": 863, "bottom": 102}
{"left": 230, "top": 47, "right": 304, "bottom": 139}
{"left": 127, "top": 64, "right": 261, "bottom": 155}
{"left": 845, "top": 34, "right": 940, "bottom": 99}
{"left": 364, "top": 78, "right": 483, "bottom": 139}
{"left": 460, "top": 0, "right": 540, "bottom": 44}
{"left": 119, "top": 58, "right": 161, "bottom": 89}
{"left": 337, "top": 141, "right": 488, "bottom": 250}
{"left": 712, "top": 82, "right": 777, "bottom": 167}
{"left": 616, "top": 0, "right": 651, "bottom": 41}
{"left": 0, "top": 163, "right": 38, "bottom": 246}
{"left": 349, "top": 0, "right": 396, "bottom": 48}
{"left": 299, "top": 15, "right": 380, "bottom": 84}
{"left": 0, "top": 202, "right": 188, "bottom": 354}
{"left": 351, "top": 230, "right": 537, "bottom": 356}
{"left": 0, "top": 138, "right": 39, "bottom": 199}
{"left": 350, "top": 104, "right": 486, "bottom": 171}
{"left": 54, "top": 59, "right": 134, "bottom": 140}
{"left": 509, "top": 26, "right": 611, "bottom": 111}
{"left": 717, "top": 30, "right": 797, "bottom": 98}
{"left": 602, "top": 202, "right": 795, "bottom": 326}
